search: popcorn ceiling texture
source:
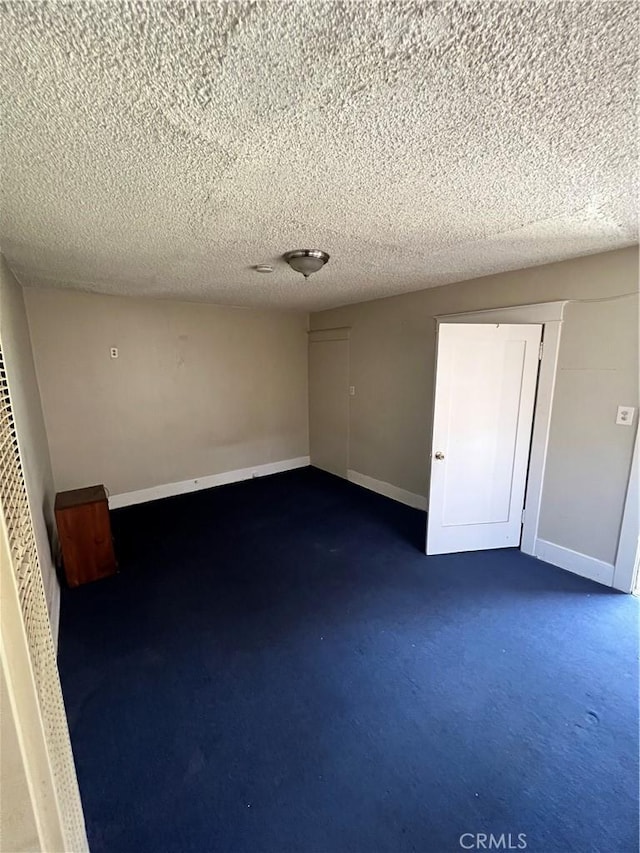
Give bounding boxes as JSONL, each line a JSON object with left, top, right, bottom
{"left": 1, "top": 1, "right": 638, "bottom": 310}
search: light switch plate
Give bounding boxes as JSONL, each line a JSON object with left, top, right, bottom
{"left": 616, "top": 406, "right": 635, "bottom": 426}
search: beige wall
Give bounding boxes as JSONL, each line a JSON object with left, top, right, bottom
{"left": 24, "top": 289, "right": 309, "bottom": 497}
{"left": 310, "top": 247, "right": 639, "bottom": 565}
{"left": 0, "top": 257, "right": 58, "bottom": 626}
{"left": 11, "top": 247, "right": 638, "bottom": 565}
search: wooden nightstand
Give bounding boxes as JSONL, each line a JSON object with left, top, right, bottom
{"left": 55, "top": 484, "right": 117, "bottom": 587}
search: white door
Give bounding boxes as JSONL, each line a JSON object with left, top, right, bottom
{"left": 308, "top": 338, "right": 349, "bottom": 477}
{"left": 426, "top": 323, "right": 542, "bottom": 555}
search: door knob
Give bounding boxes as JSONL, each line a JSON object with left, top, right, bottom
{"left": 434, "top": 451, "right": 445, "bottom": 460}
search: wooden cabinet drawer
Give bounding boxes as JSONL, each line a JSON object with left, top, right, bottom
{"left": 55, "top": 485, "right": 117, "bottom": 587}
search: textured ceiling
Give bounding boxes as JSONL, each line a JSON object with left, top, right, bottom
{"left": 1, "top": 1, "right": 638, "bottom": 311}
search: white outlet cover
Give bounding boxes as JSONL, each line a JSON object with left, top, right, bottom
{"left": 616, "top": 405, "right": 635, "bottom": 426}
{"left": 110, "top": 347, "right": 118, "bottom": 358}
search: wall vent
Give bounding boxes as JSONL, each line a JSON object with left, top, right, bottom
{"left": 0, "top": 344, "right": 87, "bottom": 851}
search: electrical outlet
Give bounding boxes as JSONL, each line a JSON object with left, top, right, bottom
{"left": 349, "top": 386, "right": 356, "bottom": 397}
{"left": 616, "top": 406, "right": 635, "bottom": 426}
{"left": 110, "top": 347, "right": 119, "bottom": 359}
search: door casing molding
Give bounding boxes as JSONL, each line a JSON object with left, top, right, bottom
{"left": 612, "top": 423, "right": 639, "bottom": 593}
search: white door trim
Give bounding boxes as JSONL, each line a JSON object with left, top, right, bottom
{"left": 436, "top": 300, "right": 568, "bottom": 325}
{"left": 308, "top": 327, "right": 351, "bottom": 342}
{"left": 434, "top": 300, "right": 568, "bottom": 558}
{"left": 612, "top": 423, "right": 639, "bottom": 593}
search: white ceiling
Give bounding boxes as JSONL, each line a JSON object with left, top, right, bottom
{"left": 1, "top": 1, "right": 638, "bottom": 311}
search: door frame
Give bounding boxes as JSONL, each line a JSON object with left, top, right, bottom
{"left": 433, "top": 300, "right": 567, "bottom": 559}
{"left": 612, "top": 423, "right": 639, "bottom": 593}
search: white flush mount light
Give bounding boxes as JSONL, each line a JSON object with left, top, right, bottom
{"left": 283, "top": 249, "right": 330, "bottom": 279}
{"left": 253, "top": 264, "right": 274, "bottom": 273}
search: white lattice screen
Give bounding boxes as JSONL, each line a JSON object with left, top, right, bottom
{"left": 0, "top": 344, "right": 88, "bottom": 851}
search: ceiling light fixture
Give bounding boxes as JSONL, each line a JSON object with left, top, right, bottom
{"left": 283, "top": 249, "right": 330, "bottom": 279}
{"left": 253, "top": 264, "right": 274, "bottom": 273}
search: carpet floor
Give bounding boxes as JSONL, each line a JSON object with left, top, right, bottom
{"left": 58, "top": 467, "right": 639, "bottom": 853}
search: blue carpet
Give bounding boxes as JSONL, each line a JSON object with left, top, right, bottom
{"left": 58, "top": 467, "right": 639, "bottom": 853}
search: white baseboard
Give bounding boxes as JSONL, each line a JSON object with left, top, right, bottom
{"left": 534, "top": 538, "right": 615, "bottom": 586}
{"left": 109, "top": 456, "right": 310, "bottom": 509}
{"left": 347, "top": 469, "right": 427, "bottom": 511}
